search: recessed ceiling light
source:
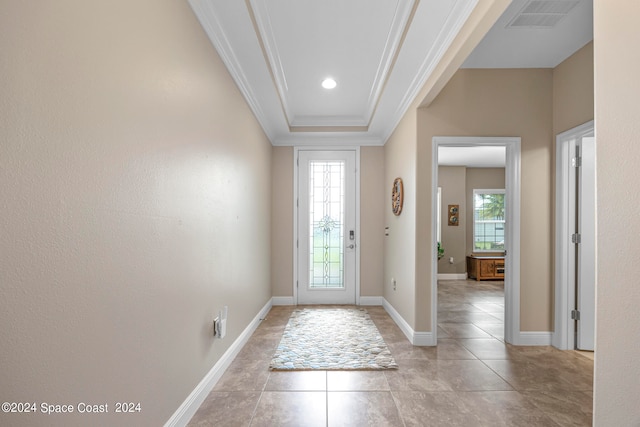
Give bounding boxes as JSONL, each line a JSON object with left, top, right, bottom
{"left": 321, "top": 78, "right": 337, "bottom": 89}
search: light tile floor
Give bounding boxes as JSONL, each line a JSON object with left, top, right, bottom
{"left": 188, "top": 280, "right": 593, "bottom": 426}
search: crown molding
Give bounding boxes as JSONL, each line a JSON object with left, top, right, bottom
{"left": 188, "top": 0, "right": 277, "bottom": 141}
{"left": 382, "top": 0, "right": 479, "bottom": 143}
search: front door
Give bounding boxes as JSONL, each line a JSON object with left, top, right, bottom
{"left": 297, "top": 150, "right": 356, "bottom": 304}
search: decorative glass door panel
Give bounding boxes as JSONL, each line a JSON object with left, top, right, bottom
{"left": 309, "top": 161, "right": 345, "bottom": 288}
{"left": 297, "top": 150, "right": 356, "bottom": 304}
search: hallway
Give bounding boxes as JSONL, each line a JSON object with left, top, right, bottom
{"left": 188, "top": 280, "right": 593, "bottom": 426}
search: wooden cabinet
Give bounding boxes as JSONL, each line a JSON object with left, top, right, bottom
{"left": 467, "top": 256, "right": 505, "bottom": 281}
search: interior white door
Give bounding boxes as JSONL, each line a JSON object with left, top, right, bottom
{"left": 297, "top": 150, "right": 356, "bottom": 304}
{"left": 577, "top": 136, "right": 595, "bottom": 350}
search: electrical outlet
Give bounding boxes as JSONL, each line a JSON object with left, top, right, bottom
{"left": 449, "top": 257, "right": 454, "bottom": 264}
{"left": 391, "top": 278, "right": 397, "bottom": 291}
{"left": 213, "top": 316, "right": 220, "bottom": 338}
{"left": 213, "top": 306, "right": 229, "bottom": 339}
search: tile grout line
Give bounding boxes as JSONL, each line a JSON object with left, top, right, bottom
{"left": 249, "top": 367, "right": 271, "bottom": 426}
{"left": 247, "top": 390, "right": 263, "bottom": 427}
{"left": 387, "top": 381, "right": 408, "bottom": 427}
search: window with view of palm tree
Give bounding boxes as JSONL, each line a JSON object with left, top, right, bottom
{"left": 473, "top": 190, "right": 505, "bottom": 252}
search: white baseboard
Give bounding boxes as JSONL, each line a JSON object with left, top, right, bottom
{"left": 514, "top": 331, "right": 552, "bottom": 346}
{"left": 382, "top": 298, "right": 435, "bottom": 346}
{"left": 551, "top": 331, "right": 571, "bottom": 350}
{"left": 359, "top": 296, "right": 383, "bottom": 306}
{"left": 272, "top": 296, "right": 295, "bottom": 306}
{"left": 413, "top": 331, "right": 436, "bottom": 346}
{"left": 437, "top": 273, "right": 467, "bottom": 280}
{"left": 382, "top": 298, "right": 413, "bottom": 342}
{"left": 164, "top": 299, "right": 273, "bottom": 427}
{"left": 272, "top": 296, "right": 384, "bottom": 306}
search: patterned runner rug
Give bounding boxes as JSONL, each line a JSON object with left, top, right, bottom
{"left": 269, "top": 308, "right": 398, "bottom": 371}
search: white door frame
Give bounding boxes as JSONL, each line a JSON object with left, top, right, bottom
{"left": 553, "top": 121, "right": 595, "bottom": 350}
{"left": 293, "top": 146, "right": 361, "bottom": 305}
{"left": 432, "top": 137, "right": 521, "bottom": 344}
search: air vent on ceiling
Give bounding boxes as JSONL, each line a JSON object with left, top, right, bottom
{"left": 506, "top": 0, "right": 580, "bottom": 29}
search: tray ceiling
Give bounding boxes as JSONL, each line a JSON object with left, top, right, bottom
{"left": 188, "top": 0, "right": 478, "bottom": 146}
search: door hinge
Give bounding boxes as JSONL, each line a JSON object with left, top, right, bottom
{"left": 571, "top": 156, "right": 582, "bottom": 167}
{"left": 296, "top": 281, "right": 299, "bottom": 288}
{"left": 571, "top": 233, "right": 581, "bottom": 244}
{"left": 571, "top": 309, "right": 581, "bottom": 320}
{"left": 296, "top": 240, "right": 299, "bottom": 248}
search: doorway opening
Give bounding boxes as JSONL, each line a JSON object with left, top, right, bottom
{"left": 432, "top": 137, "right": 521, "bottom": 344}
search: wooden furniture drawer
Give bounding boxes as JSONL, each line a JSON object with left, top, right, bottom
{"left": 467, "top": 256, "right": 505, "bottom": 281}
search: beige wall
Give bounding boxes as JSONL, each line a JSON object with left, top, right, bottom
{"left": 384, "top": 110, "right": 418, "bottom": 328}
{"left": 270, "top": 147, "right": 385, "bottom": 299}
{"left": 0, "top": 1, "right": 272, "bottom": 426}
{"left": 271, "top": 147, "right": 294, "bottom": 297}
{"left": 437, "top": 167, "right": 467, "bottom": 274}
{"left": 416, "top": 69, "right": 554, "bottom": 332}
{"left": 553, "top": 41, "right": 594, "bottom": 136}
{"left": 360, "top": 147, "right": 385, "bottom": 296}
{"left": 593, "top": 1, "right": 640, "bottom": 424}
{"left": 465, "top": 168, "right": 506, "bottom": 256}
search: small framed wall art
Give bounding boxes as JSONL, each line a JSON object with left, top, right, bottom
{"left": 448, "top": 204, "right": 459, "bottom": 226}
